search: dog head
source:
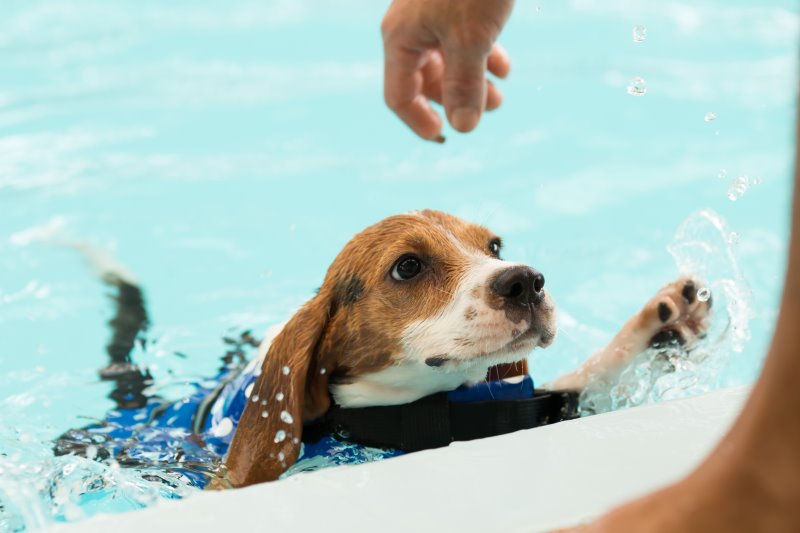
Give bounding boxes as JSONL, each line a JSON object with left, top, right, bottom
{"left": 226, "top": 210, "right": 556, "bottom": 486}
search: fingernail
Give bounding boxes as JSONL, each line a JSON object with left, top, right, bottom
{"left": 451, "top": 108, "right": 479, "bottom": 132}
{"left": 430, "top": 134, "right": 446, "bottom": 144}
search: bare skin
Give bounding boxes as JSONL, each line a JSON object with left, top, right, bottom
{"left": 381, "top": 1, "right": 800, "bottom": 530}
{"left": 381, "top": 0, "right": 514, "bottom": 139}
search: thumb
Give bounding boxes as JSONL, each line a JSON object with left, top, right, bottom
{"left": 442, "top": 43, "right": 489, "bottom": 133}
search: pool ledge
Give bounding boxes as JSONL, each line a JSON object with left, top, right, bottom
{"left": 48, "top": 386, "right": 750, "bottom": 533}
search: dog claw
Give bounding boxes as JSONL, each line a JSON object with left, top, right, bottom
{"left": 682, "top": 280, "right": 696, "bottom": 304}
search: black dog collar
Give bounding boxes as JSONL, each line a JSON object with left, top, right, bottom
{"left": 303, "top": 388, "right": 581, "bottom": 451}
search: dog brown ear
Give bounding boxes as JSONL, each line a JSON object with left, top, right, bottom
{"left": 226, "top": 293, "right": 332, "bottom": 487}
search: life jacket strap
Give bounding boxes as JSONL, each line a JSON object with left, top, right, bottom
{"left": 303, "top": 388, "right": 581, "bottom": 451}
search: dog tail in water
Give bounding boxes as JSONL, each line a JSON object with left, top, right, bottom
{"left": 67, "top": 241, "right": 154, "bottom": 409}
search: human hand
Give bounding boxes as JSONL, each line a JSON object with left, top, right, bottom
{"left": 381, "top": 0, "right": 514, "bottom": 141}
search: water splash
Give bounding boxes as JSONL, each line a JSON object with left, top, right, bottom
{"left": 280, "top": 440, "right": 398, "bottom": 479}
{"left": 580, "top": 210, "right": 753, "bottom": 414}
{"left": 0, "top": 331, "right": 255, "bottom": 531}
{"left": 0, "top": 427, "right": 201, "bottom": 531}
{"left": 668, "top": 210, "right": 752, "bottom": 352}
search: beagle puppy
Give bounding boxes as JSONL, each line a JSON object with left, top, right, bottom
{"left": 225, "top": 210, "right": 710, "bottom": 487}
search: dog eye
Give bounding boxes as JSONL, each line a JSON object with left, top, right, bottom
{"left": 391, "top": 256, "right": 423, "bottom": 281}
{"left": 488, "top": 239, "right": 502, "bottom": 257}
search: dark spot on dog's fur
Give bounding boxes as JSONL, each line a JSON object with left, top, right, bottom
{"left": 658, "top": 302, "right": 672, "bottom": 323}
{"left": 464, "top": 307, "right": 477, "bottom": 321}
{"left": 329, "top": 365, "right": 353, "bottom": 384}
{"left": 425, "top": 356, "right": 448, "bottom": 367}
{"left": 334, "top": 275, "right": 364, "bottom": 307}
{"left": 453, "top": 336, "right": 474, "bottom": 348}
{"left": 682, "top": 281, "right": 696, "bottom": 304}
{"left": 485, "top": 295, "right": 532, "bottom": 325}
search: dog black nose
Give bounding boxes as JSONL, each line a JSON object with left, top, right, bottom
{"left": 492, "top": 266, "right": 545, "bottom": 306}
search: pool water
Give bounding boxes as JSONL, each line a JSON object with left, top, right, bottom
{"left": 1, "top": 0, "right": 798, "bottom": 529}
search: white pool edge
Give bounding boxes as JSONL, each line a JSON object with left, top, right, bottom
{"left": 47, "top": 386, "right": 749, "bottom": 533}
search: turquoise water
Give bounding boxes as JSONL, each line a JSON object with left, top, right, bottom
{"left": 1, "top": 0, "right": 798, "bottom": 529}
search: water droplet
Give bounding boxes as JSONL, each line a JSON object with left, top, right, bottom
{"left": 320, "top": 368, "right": 327, "bottom": 375}
{"left": 251, "top": 394, "right": 260, "bottom": 403}
{"left": 275, "top": 392, "right": 285, "bottom": 401}
{"left": 261, "top": 410, "right": 269, "bottom": 418}
{"left": 697, "top": 288, "right": 711, "bottom": 302}
{"left": 632, "top": 25, "right": 647, "bottom": 43}
{"left": 282, "top": 366, "right": 290, "bottom": 375}
{"left": 704, "top": 112, "right": 716, "bottom": 122}
{"left": 292, "top": 437, "right": 300, "bottom": 445}
{"left": 280, "top": 410, "right": 294, "bottom": 424}
{"left": 274, "top": 430, "right": 287, "bottom": 443}
{"left": 278, "top": 452, "right": 285, "bottom": 461}
{"left": 244, "top": 383, "right": 254, "bottom": 398}
{"left": 626, "top": 77, "right": 647, "bottom": 96}
{"left": 535, "top": 6, "right": 541, "bottom": 13}
{"left": 261, "top": 399, "right": 267, "bottom": 405}
{"left": 728, "top": 232, "right": 740, "bottom": 245}
{"left": 717, "top": 169, "right": 727, "bottom": 180}
{"left": 752, "top": 176, "right": 763, "bottom": 185}
{"left": 212, "top": 417, "right": 234, "bottom": 437}
{"left": 727, "top": 176, "right": 749, "bottom": 202}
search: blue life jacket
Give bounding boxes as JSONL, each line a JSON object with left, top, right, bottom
{"left": 76, "top": 357, "right": 537, "bottom": 488}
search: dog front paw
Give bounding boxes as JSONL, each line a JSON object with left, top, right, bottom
{"left": 637, "top": 277, "right": 712, "bottom": 350}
